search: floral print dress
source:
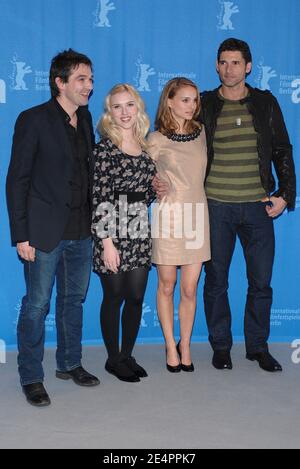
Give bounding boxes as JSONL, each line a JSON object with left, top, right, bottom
{"left": 92, "top": 138, "right": 157, "bottom": 275}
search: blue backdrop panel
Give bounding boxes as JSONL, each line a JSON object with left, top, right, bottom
{"left": 0, "top": 0, "right": 299, "bottom": 347}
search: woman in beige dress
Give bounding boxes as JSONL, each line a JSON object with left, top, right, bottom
{"left": 148, "top": 77, "right": 210, "bottom": 372}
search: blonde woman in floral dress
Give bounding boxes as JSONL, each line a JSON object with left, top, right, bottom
{"left": 92, "top": 84, "right": 156, "bottom": 383}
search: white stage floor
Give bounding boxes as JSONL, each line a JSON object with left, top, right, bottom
{"left": 0, "top": 343, "right": 299, "bottom": 449}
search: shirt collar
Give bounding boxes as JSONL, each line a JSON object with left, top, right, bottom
{"left": 217, "top": 84, "right": 251, "bottom": 104}
{"left": 54, "top": 98, "right": 79, "bottom": 125}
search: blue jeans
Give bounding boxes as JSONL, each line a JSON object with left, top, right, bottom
{"left": 17, "top": 238, "right": 92, "bottom": 386}
{"left": 204, "top": 201, "right": 275, "bottom": 354}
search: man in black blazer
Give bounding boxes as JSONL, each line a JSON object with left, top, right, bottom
{"left": 6, "top": 49, "right": 100, "bottom": 407}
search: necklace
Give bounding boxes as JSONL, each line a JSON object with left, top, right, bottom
{"left": 167, "top": 127, "right": 201, "bottom": 142}
{"left": 218, "top": 86, "right": 249, "bottom": 101}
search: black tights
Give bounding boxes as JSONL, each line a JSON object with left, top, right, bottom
{"left": 99, "top": 267, "right": 149, "bottom": 363}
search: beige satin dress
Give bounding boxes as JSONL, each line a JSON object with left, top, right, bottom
{"left": 147, "top": 130, "right": 211, "bottom": 265}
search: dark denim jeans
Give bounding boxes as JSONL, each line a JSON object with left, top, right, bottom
{"left": 204, "top": 200, "right": 275, "bottom": 354}
{"left": 17, "top": 238, "right": 92, "bottom": 386}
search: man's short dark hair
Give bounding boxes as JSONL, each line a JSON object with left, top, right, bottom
{"left": 217, "top": 38, "right": 252, "bottom": 64}
{"left": 49, "top": 49, "right": 93, "bottom": 98}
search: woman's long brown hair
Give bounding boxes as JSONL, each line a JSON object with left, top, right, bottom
{"left": 155, "top": 77, "right": 202, "bottom": 136}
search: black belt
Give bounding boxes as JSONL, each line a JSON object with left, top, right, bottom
{"left": 114, "top": 191, "right": 146, "bottom": 203}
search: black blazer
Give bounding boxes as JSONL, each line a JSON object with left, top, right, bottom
{"left": 6, "top": 99, "right": 95, "bottom": 252}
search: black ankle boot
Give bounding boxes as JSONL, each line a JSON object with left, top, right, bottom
{"left": 124, "top": 356, "right": 148, "bottom": 378}
{"left": 105, "top": 360, "right": 140, "bottom": 382}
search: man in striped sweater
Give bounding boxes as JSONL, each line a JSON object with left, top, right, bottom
{"left": 201, "top": 38, "right": 296, "bottom": 372}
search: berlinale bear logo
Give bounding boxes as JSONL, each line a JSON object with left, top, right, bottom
{"left": 94, "top": 0, "right": 115, "bottom": 27}
{"left": 217, "top": 0, "right": 239, "bottom": 30}
{"left": 134, "top": 57, "right": 156, "bottom": 92}
{"left": 256, "top": 59, "right": 277, "bottom": 91}
{"left": 10, "top": 56, "right": 32, "bottom": 90}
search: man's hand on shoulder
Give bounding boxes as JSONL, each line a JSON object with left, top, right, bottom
{"left": 265, "top": 196, "right": 287, "bottom": 218}
{"left": 17, "top": 242, "right": 36, "bottom": 262}
{"left": 152, "top": 174, "right": 170, "bottom": 200}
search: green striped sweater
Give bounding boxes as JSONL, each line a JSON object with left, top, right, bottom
{"left": 205, "top": 97, "right": 266, "bottom": 202}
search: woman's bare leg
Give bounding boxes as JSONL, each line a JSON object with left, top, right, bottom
{"left": 156, "top": 265, "right": 179, "bottom": 366}
{"left": 178, "top": 263, "right": 202, "bottom": 365}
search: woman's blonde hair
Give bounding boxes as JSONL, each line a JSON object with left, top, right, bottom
{"left": 98, "top": 83, "right": 150, "bottom": 149}
{"left": 155, "top": 77, "right": 202, "bottom": 136}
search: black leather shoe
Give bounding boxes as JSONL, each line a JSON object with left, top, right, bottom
{"left": 165, "top": 348, "right": 181, "bottom": 373}
{"left": 56, "top": 366, "right": 100, "bottom": 386}
{"left": 105, "top": 360, "right": 140, "bottom": 383}
{"left": 246, "top": 351, "right": 282, "bottom": 372}
{"left": 212, "top": 350, "right": 232, "bottom": 370}
{"left": 124, "top": 357, "right": 148, "bottom": 378}
{"left": 22, "top": 383, "right": 51, "bottom": 407}
{"left": 166, "top": 362, "right": 181, "bottom": 373}
{"left": 176, "top": 341, "right": 194, "bottom": 372}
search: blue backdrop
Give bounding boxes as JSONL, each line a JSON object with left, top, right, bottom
{"left": 1, "top": 0, "right": 299, "bottom": 348}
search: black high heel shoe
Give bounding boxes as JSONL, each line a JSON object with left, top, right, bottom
{"left": 165, "top": 348, "right": 181, "bottom": 373}
{"left": 176, "top": 341, "right": 194, "bottom": 372}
